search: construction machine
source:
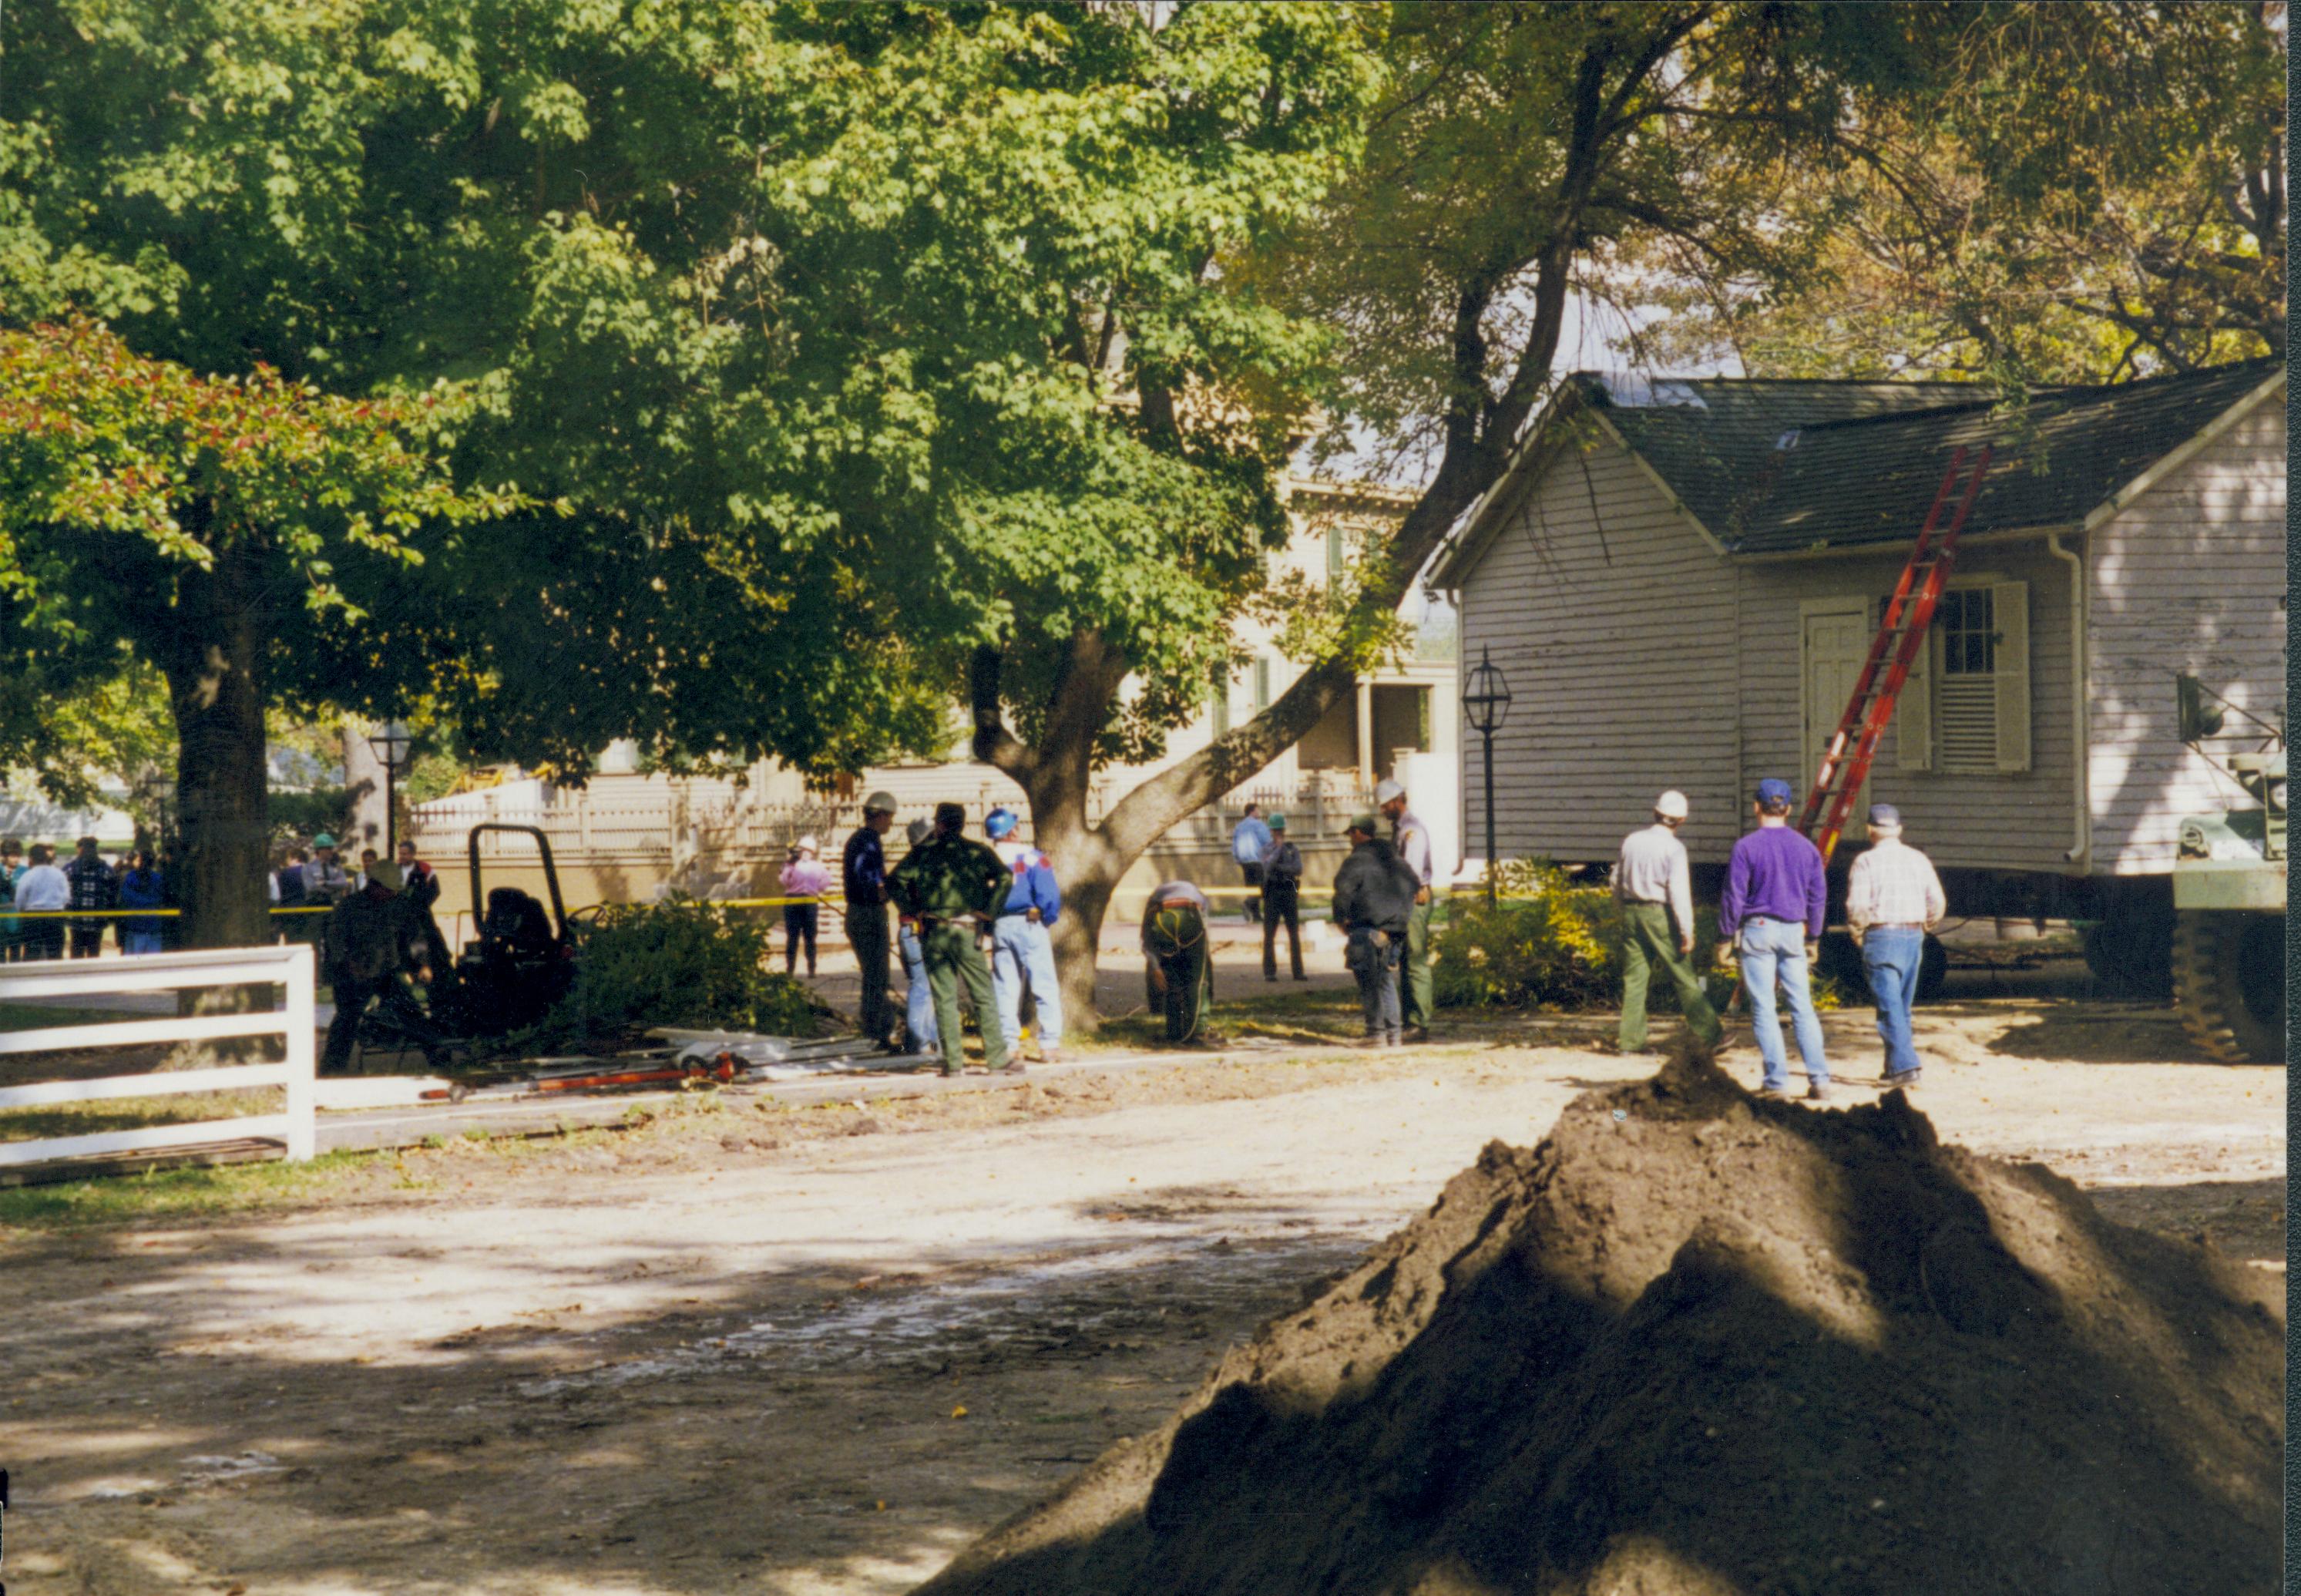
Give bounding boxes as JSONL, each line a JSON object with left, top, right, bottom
{"left": 2168, "top": 722, "right": 2285, "bottom": 1064}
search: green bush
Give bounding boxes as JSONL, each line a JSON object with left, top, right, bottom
{"left": 1435, "top": 858, "right": 1751, "bottom": 1013}
{"left": 1434, "top": 858, "right": 1621, "bottom": 1010}
{"left": 538, "top": 897, "right": 819, "bottom": 1041}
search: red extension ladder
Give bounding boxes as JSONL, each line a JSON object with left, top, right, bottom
{"left": 1797, "top": 445, "right": 1993, "bottom": 863}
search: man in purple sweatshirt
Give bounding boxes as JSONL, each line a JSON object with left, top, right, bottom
{"left": 1718, "top": 778, "right": 1831, "bottom": 1100}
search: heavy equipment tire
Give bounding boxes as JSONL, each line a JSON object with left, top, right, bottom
{"left": 2079, "top": 907, "right": 2174, "bottom": 1000}
{"left": 2172, "top": 910, "right": 2284, "bottom": 1065}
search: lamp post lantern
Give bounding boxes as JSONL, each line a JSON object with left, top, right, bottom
{"left": 1461, "top": 647, "right": 1512, "bottom": 903}
{"left": 364, "top": 720, "right": 413, "bottom": 857}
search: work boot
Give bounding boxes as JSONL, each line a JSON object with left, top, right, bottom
{"left": 1806, "top": 1078, "right": 1832, "bottom": 1103}
{"left": 1401, "top": 1024, "right": 1431, "bottom": 1045}
{"left": 1883, "top": 1068, "right": 1922, "bottom": 1090}
{"left": 1384, "top": 1030, "right": 1402, "bottom": 1047}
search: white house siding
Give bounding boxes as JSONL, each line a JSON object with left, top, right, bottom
{"left": 2085, "top": 398, "right": 2287, "bottom": 874}
{"left": 1455, "top": 438, "right": 1742, "bottom": 865}
{"left": 1730, "top": 538, "right": 2078, "bottom": 875}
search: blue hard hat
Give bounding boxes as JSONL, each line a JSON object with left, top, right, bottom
{"left": 984, "top": 808, "right": 1018, "bottom": 840}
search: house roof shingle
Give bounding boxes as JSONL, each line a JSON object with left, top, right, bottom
{"left": 1574, "top": 359, "right": 2283, "bottom": 556}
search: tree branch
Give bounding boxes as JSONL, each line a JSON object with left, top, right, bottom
{"left": 969, "top": 644, "right": 1031, "bottom": 778}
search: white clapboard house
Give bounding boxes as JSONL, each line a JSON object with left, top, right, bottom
{"left": 1430, "top": 358, "right": 2286, "bottom": 947}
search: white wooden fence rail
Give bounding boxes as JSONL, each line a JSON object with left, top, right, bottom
{"left": 0, "top": 946, "right": 317, "bottom": 1168}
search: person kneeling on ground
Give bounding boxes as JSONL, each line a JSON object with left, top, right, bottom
{"left": 322, "top": 862, "right": 441, "bottom": 1074}
{"left": 888, "top": 803, "right": 1015, "bottom": 1077}
{"left": 1141, "top": 879, "right": 1214, "bottom": 1045}
{"left": 1846, "top": 803, "right": 1945, "bottom": 1090}
{"left": 1332, "top": 815, "right": 1419, "bottom": 1047}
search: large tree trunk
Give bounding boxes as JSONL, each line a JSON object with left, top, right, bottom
{"left": 975, "top": 29, "right": 1625, "bottom": 1029}
{"left": 1024, "top": 759, "right": 1127, "bottom": 1030}
{"left": 163, "top": 532, "right": 272, "bottom": 953}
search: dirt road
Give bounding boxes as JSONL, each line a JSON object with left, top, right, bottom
{"left": 0, "top": 994, "right": 2280, "bottom": 1594}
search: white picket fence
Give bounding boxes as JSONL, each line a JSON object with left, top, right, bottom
{"left": 0, "top": 946, "right": 317, "bottom": 1168}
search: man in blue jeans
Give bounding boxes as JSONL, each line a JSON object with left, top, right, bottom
{"left": 985, "top": 808, "right": 1065, "bottom": 1064}
{"left": 1718, "top": 778, "right": 1831, "bottom": 1100}
{"left": 896, "top": 821, "right": 939, "bottom": 1060}
{"left": 1845, "top": 804, "right": 1946, "bottom": 1088}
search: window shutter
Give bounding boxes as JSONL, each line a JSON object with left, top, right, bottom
{"left": 1254, "top": 656, "right": 1272, "bottom": 712}
{"left": 1896, "top": 612, "right": 1933, "bottom": 771}
{"left": 1993, "top": 579, "right": 2031, "bottom": 771}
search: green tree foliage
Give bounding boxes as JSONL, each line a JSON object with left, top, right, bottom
{"left": 0, "top": 318, "right": 509, "bottom": 944}
{"left": 0, "top": 656, "right": 174, "bottom": 813}
{"left": 2, "top": 0, "right": 1383, "bottom": 996}
{"left": 1637, "top": 2, "right": 2286, "bottom": 382}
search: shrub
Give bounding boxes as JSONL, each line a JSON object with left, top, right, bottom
{"left": 1436, "top": 858, "right": 1762, "bottom": 1013}
{"left": 539, "top": 897, "right": 819, "bottom": 1041}
{"left": 1434, "top": 858, "right": 1621, "bottom": 1010}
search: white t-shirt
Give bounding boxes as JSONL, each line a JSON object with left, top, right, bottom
{"left": 15, "top": 865, "right": 69, "bottom": 912}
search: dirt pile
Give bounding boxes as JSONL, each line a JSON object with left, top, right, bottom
{"left": 916, "top": 1050, "right": 2284, "bottom": 1595}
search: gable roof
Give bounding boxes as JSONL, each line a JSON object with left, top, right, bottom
{"left": 1436, "top": 358, "right": 2283, "bottom": 581}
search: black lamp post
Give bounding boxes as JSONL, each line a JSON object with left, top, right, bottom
{"left": 1461, "top": 647, "right": 1512, "bottom": 903}
{"left": 365, "top": 719, "right": 412, "bottom": 857}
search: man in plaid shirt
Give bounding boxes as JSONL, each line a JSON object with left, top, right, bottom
{"left": 1845, "top": 804, "right": 1946, "bottom": 1088}
{"left": 64, "top": 836, "right": 118, "bottom": 958}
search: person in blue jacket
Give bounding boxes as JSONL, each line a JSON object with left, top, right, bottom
{"left": 985, "top": 808, "right": 1065, "bottom": 1064}
{"left": 116, "top": 851, "right": 167, "bottom": 955}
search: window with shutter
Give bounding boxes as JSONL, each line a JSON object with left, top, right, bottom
{"left": 1934, "top": 587, "right": 1997, "bottom": 771}
{"left": 1916, "top": 582, "right": 2030, "bottom": 773}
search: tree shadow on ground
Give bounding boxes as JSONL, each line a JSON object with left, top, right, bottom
{"left": 1977, "top": 1000, "right": 2241, "bottom": 1064}
{"left": 0, "top": 1179, "right": 1382, "bottom": 1595}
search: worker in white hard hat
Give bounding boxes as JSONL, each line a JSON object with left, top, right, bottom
{"left": 843, "top": 792, "right": 902, "bottom": 1047}
{"left": 1611, "top": 789, "right": 1722, "bottom": 1054}
{"left": 1374, "top": 778, "right": 1436, "bottom": 1041}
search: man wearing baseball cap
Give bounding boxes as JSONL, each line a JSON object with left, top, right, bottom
{"left": 888, "top": 803, "right": 1015, "bottom": 1075}
{"left": 1845, "top": 803, "right": 1945, "bottom": 1088}
{"left": 1718, "top": 778, "right": 1831, "bottom": 1100}
{"left": 843, "top": 792, "right": 901, "bottom": 1047}
{"left": 1376, "top": 778, "right": 1436, "bottom": 1042}
{"left": 1612, "top": 791, "right": 1722, "bottom": 1054}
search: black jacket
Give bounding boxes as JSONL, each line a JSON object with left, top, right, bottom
{"left": 325, "top": 885, "right": 431, "bottom": 986}
{"left": 1331, "top": 838, "right": 1419, "bottom": 936}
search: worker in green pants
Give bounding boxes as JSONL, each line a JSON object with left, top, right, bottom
{"left": 889, "top": 802, "right": 1016, "bottom": 1076}
{"left": 1613, "top": 790, "right": 1723, "bottom": 1051}
{"left": 1140, "top": 880, "right": 1214, "bottom": 1043}
{"left": 1376, "top": 778, "right": 1436, "bottom": 1042}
